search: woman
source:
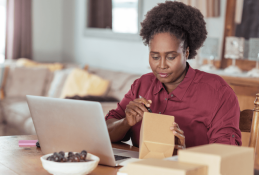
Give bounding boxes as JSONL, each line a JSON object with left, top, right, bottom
{"left": 106, "top": 1, "right": 241, "bottom": 151}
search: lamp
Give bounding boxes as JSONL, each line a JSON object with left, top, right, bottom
{"left": 224, "top": 37, "right": 244, "bottom": 74}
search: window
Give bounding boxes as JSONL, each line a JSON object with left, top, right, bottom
{"left": 0, "top": 0, "right": 6, "bottom": 64}
{"left": 85, "top": 0, "right": 142, "bottom": 40}
{"left": 112, "top": 0, "right": 138, "bottom": 34}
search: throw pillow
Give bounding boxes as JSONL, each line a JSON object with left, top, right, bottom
{"left": 5, "top": 66, "right": 49, "bottom": 98}
{"left": 16, "top": 58, "right": 64, "bottom": 72}
{"left": 60, "top": 68, "right": 110, "bottom": 98}
{"left": 0, "top": 65, "right": 9, "bottom": 99}
{"left": 47, "top": 68, "right": 73, "bottom": 98}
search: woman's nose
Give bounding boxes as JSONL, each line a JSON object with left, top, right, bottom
{"left": 159, "top": 57, "right": 167, "bottom": 69}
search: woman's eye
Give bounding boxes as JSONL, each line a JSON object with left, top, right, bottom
{"left": 167, "top": 57, "right": 176, "bottom": 60}
{"left": 152, "top": 57, "right": 159, "bottom": 60}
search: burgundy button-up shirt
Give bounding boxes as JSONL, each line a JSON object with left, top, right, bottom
{"left": 106, "top": 65, "right": 242, "bottom": 148}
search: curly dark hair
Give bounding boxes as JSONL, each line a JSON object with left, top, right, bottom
{"left": 140, "top": 1, "right": 207, "bottom": 59}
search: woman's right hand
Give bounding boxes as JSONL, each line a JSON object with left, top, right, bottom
{"left": 124, "top": 97, "right": 152, "bottom": 126}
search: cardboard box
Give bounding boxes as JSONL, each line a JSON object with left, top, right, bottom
{"left": 178, "top": 143, "right": 254, "bottom": 175}
{"left": 118, "top": 159, "right": 208, "bottom": 175}
{"left": 139, "top": 112, "right": 175, "bottom": 159}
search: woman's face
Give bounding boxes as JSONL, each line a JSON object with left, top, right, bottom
{"left": 149, "top": 32, "right": 189, "bottom": 85}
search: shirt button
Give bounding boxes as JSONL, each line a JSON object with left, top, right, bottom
{"left": 171, "top": 94, "right": 174, "bottom": 97}
{"left": 165, "top": 98, "right": 167, "bottom": 100}
{"left": 232, "top": 135, "right": 235, "bottom": 138}
{"left": 159, "top": 112, "right": 161, "bottom": 114}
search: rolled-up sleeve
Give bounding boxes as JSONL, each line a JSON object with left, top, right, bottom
{"left": 207, "top": 86, "right": 242, "bottom": 146}
{"left": 105, "top": 79, "right": 138, "bottom": 121}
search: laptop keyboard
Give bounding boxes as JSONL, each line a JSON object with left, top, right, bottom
{"left": 114, "top": 155, "right": 131, "bottom": 161}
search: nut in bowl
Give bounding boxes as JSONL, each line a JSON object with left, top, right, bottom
{"left": 41, "top": 151, "right": 100, "bottom": 175}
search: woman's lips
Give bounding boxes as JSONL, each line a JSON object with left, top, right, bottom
{"left": 158, "top": 73, "right": 170, "bottom": 78}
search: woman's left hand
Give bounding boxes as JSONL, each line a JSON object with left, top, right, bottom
{"left": 170, "top": 122, "right": 186, "bottom": 150}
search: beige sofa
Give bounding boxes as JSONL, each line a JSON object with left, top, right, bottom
{"left": 0, "top": 63, "right": 141, "bottom": 136}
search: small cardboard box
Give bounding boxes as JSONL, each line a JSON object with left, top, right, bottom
{"left": 178, "top": 143, "right": 254, "bottom": 175}
{"left": 139, "top": 112, "right": 174, "bottom": 159}
{"left": 118, "top": 159, "right": 208, "bottom": 175}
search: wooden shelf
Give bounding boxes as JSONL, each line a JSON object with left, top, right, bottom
{"left": 203, "top": 59, "right": 257, "bottom": 71}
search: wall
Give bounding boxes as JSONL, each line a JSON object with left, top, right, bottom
{"left": 204, "top": 0, "right": 226, "bottom": 61}
{"left": 64, "top": 0, "right": 163, "bottom": 74}
{"left": 61, "top": 0, "right": 76, "bottom": 63}
{"left": 32, "top": 0, "right": 63, "bottom": 62}
{"left": 33, "top": 0, "right": 227, "bottom": 74}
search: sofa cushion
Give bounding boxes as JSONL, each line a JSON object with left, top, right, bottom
{"left": 107, "top": 75, "right": 141, "bottom": 101}
{"left": 5, "top": 66, "right": 49, "bottom": 98}
{"left": 1, "top": 98, "right": 32, "bottom": 133}
{"left": 23, "top": 117, "right": 36, "bottom": 135}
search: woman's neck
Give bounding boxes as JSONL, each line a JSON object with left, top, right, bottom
{"left": 164, "top": 65, "right": 188, "bottom": 94}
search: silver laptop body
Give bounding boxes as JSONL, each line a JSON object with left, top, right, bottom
{"left": 26, "top": 95, "right": 138, "bottom": 166}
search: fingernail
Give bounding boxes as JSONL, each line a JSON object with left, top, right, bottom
{"left": 146, "top": 104, "right": 150, "bottom": 107}
{"left": 173, "top": 131, "right": 176, "bottom": 134}
{"left": 148, "top": 100, "right": 152, "bottom": 103}
{"left": 170, "top": 127, "right": 174, "bottom": 130}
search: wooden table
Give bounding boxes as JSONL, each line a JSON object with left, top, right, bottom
{"left": 0, "top": 135, "right": 139, "bottom": 175}
{"left": 1, "top": 135, "right": 259, "bottom": 175}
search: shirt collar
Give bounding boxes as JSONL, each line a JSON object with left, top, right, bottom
{"left": 153, "top": 79, "right": 164, "bottom": 95}
{"left": 153, "top": 63, "right": 196, "bottom": 101}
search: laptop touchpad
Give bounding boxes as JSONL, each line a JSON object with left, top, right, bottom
{"left": 118, "top": 151, "right": 139, "bottom": 158}
{"left": 113, "top": 148, "right": 127, "bottom": 154}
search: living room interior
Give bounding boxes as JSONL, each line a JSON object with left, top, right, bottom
{"left": 0, "top": 0, "right": 229, "bottom": 135}
{"left": 1, "top": 0, "right": 259, "bottom": 174}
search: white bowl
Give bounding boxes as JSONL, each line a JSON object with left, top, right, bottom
{"left": 41, "top": 152, "right": 100, "bottom": 175}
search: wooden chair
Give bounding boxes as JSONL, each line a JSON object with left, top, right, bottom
{"left": 240, "top": 93, "right": 259, "bottom": 168}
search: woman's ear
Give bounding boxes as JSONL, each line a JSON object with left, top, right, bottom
{"left": 186, "top": 47, "right": 190, "bottom": 59}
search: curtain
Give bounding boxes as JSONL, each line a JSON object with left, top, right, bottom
{"left": 235, "top": 0, "right": 259, "bottom": 39}
{"left": 178, "top": 0, "right": 220, "bottom": 18}
{"left": 5, "top": 0, "right": 32, "bottom": 60}
{"left": 87, "top": 0, "right": 112, "bottom": 29}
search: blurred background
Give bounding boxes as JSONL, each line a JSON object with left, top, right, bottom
{"left": 0, "top": 0, "right": 228, "bottom": 73}
{"left": 0, "top": 0, "right": 258, "bottom": 139}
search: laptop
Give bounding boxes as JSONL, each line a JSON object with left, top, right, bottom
{"left": 26, "top": 95, "right": 139, "bottom": 166}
